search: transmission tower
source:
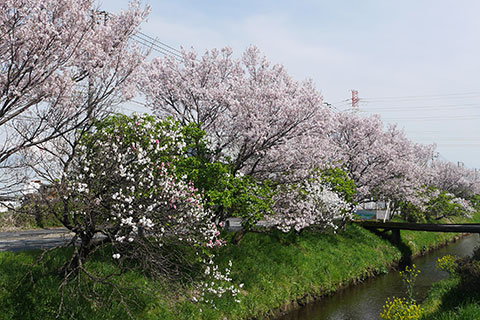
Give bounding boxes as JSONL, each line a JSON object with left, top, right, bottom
{"left": 351, "top": 90, "right": 359, "bottom": 113}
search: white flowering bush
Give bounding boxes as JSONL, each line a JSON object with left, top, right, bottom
{"left": 267, "top": 171, "right": 353, "bottom": 233}
{"left": 59, "top": 114, "right": 222, "bottom": 278}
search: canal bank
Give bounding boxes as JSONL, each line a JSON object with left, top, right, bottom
{"left": 1, "top": 217, "right": 479, "bottom": 320}
{"left": 210, "top": 216, "right": 480, "bottom": 320}
{"left": 258, "top": 225, "right": 474, "bottom": 320}
{"left": 275, "top": 233, "right": 480, "bottom": 320}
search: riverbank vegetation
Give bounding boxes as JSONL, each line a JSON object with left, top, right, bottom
{"left": 2, "top": 1, "right": 480, "bottom": 319}
{"left": 421, "top": 277, "right": 480, "bottom": 320}
{"left": 420, "top": 247, "right": 480, "bottom": 320}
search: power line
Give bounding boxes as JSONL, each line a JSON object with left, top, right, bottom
{"left": 436, "top": 153, "right": 450, "bottom": 163}
{"left": 362, "top": 91, "right": 480, "bottom": 101}
{"left": 136, "top": 31, "right": 183, "bottom": 56}
{"left": 409, "top": 138, "right": 480, "bottom": 142}
{"left": 359, "top": 102, "right": 480, "bottom": 112}
{"left": 131, "top": 33, "right": 184, "bottom": 61}
{"left": 130, "top": 99, "right": 148, "bottom": 107}
{"left": 432, "top": 143, "right": 480, "bottom": 147}
{"left": 102, "top": 11, "right": 185, "bottom": 61}
{"left": 380, "top": 114, "right": 480, "bottom": 121}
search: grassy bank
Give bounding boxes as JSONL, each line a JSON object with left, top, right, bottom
{"left": 0, "top": 217, "right": 477, "bottom": 320}
{"left": 420, "top": 277, "right": 480, "bottom": 320}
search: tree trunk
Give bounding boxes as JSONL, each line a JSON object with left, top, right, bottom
{"left": 60, "top": 233, "right": 93, "bottom": 277}
{"left": 231, "top": 230, "right": 246, "bottom": 245}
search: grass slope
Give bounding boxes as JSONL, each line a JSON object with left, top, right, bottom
{"left": 0, "top": 217, "right": 476, "bottom": 320}
{"left": 420, "top": 277, "right": 480, "bottom": 320}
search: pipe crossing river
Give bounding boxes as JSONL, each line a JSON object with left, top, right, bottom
{"left": 277, "top": 234, "right": 480, "bottom": 320}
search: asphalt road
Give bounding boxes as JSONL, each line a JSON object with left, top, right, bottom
{"left": 0, "top": 218, "right": 271, "bottom": 252}
{"left": 0, "top": 228, "right": 73, "bottom": 252}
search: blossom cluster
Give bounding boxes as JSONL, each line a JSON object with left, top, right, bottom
{"left": 267, "top": 172, "right": 352, "bottom": 233}
{"left": 448, "top": 196, "right": 475, "bottom": 217}
{"left": 195, "top": 257, "right": 244, "bottom": 307}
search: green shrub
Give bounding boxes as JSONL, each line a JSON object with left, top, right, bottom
{"left": 456, "top": 259, "right": 480, "bottom": 290}
{"left": 317, "top": 167, "right": 357, "bottom": 205}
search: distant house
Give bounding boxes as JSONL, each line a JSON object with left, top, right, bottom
{"left": 20, "top": 180, "right": 43, "bottom": 205}
{"left": 356, "top": 201, "right": 392, "bottom": 221}
{"left": 23, "top": 180, "right": 42, "bottom": 195}
{"left": 0, "top": 180, "right": 43, "bottom": 212}
{"left": 0, "top": 196, "right": 19, "bottom": 213}
{"left": 21, "top": 180, "right": 59, "bottom": 206}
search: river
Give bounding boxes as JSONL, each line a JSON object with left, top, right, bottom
{"left": 277, "top": 234, "right": 480, "bottom": 320}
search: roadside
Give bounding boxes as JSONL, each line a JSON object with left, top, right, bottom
{"left": 0, "top": 228, "right": 73, "bottom": 252}
{"left": 0, "top": 218, "right": 263, "bottom": 252}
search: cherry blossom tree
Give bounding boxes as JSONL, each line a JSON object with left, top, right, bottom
{"left": 139, "top": 43, "right": 476, "bottom": 229}
{"left": 397, "top": 160, "right": 480, "bottom": 221}
{"left": 141, "top": 46, "right": 331, "bottom": 180}
{"left": 0, "top": 0, "right": 148, "bottom": 194}
{"left": 374, "top": 125, "right": 436, "bottom": 208}
{"left": 28, "top": 114, "right": 243, "bottom": 316}
{"left": 328, "top": 112, "right": 434, "bottom": 205}
{"left": 428, "top": 160, "right": 480, "bottom": 199}
{"left": 328, "top": 111, "right": 478, "bottom": 221}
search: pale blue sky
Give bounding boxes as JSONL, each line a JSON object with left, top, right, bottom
{"left": 100, "top": 0, "right": 480, "bottom": 169}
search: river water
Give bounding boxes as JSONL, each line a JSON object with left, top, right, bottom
{"left": 277, "top": 234, "right": 480, "bottom": 320}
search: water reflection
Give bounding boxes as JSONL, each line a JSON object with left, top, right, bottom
{"left": 277, "top": 234, "right": 480, "bottom": 320}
